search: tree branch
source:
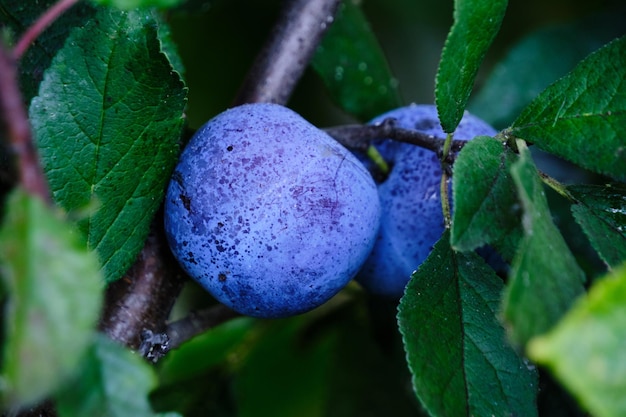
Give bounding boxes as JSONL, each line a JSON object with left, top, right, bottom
{"left": 324, "top": 117, "right": 468, "bottom": 161}
{"left": 99, "top": 214, "right": 186, "bottom": 350}
{"left": 234, "top": 0, "right": 341, "bottom": 105}
{"left": 165, "top": 305, "right": 240, "bottom": 351}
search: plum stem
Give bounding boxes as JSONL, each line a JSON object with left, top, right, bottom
{"left": 234, "top": 0, "right": 341, "bottom": 105}
{"left": 440, "top": 169, "right": 452, "bottom": 229}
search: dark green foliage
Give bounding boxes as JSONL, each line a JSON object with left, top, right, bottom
{"left": 0, "top": 1, "right": 625, "bottom": 416}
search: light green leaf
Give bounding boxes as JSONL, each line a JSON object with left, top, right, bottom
{"left": 569, "top": 183, "right": 626, "bottom": 269}
{"left": 435, "top": 0, "right": 507, "bottom": 132}
{"left": 502, "top": 145, "right": 586, "bottom": 346}
{"left": 528, "top": 263, "right": 626, "bottom": 417}
{"left": 508, "top": 36, "right": 626, "bottom": 181}
{"left": 0, "top": 189, "right": 103, "bottom": 409}
{"left": 469, "top": 10, "right": 626, "bottom": 129}
{"left": 398, "top": 231, "right": 538, "bottom": 417}
{"left": 29, "top": 7, "right": 187, "bottom": 283}
{"left": 451, "top": 136, "right": 521, "bottom": 252}
{"left": 56, "top": 334, "right": 181, "bottom": 417}
{"left": 312, "top": 0, "right": 401, "bottom": 121}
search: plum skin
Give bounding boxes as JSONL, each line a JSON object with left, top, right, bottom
{"left": 164, "top": 103, "right": 381, "bottom": 318}
{"left": 357, "top": 104, "right": 497, "bottom": 298}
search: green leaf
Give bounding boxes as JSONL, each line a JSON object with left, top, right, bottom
{"left": 397, "top": 231, "right": 538, "bottom": 417}
{"left": 451, "top": 135, "right": 521, "bottom": 252}
{"left": 56, "top": 334, "right": 181, "bottom": 417}
{"left": 0, "top": 0, "right": 96, "bottom": 103}
{"left": 528, "top": 263, "right": 626, "bottom": 417}
{"left": 311, "top": 0, "right": 402, "bottom": 121}
{"left": 502, "top": 145, "right": 586, "bottom": 346}
{"left": 508, "top": 36, "right": 626, "bottom": 181}
{"left": 0, "top": 189, "right": 103, "bottom": 409}
{"left": 469, "top": 10, "right": 626, "bottom": 129}
{"left": 90, "top": 0, "right": 183, "bottom": 10}
{"left": 435, "top": 0, "right": 507, "bottom": 132}
{"left": 152, "top": 10, "right": 185, "bottom": 77}
{"left": 29, "top": 7, "right": 187, "bottom": 283}
{"left": 569, "top": 183, "right": 626, "bottom": 269}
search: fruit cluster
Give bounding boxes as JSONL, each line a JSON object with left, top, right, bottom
{"left": 164, "top": 103, "right": 496, "bottom": 317}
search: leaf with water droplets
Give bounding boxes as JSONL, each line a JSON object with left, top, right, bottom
{"left": 398, "top": 231, "right": 538, "bottom": 417}
{"left": 568, "top": 183, "right": 626, "bottom": 269}
{"left": 312, "top": 0, "right": 401, "bottom": 121}
{"left": 435, "top": 0, "right": 508, "bottom": 132}
{"left": 502, "top": 145, "right": 586, "bottom": 347}
{"left": 509, "top": 36, "right": 626, "bottom": 181}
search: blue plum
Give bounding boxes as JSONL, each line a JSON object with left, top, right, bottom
{"left": 357, "top": 104, "right": 497, "bottom": 298}
{"left": 164, "top": 103, "right": 381, "bottom": 318}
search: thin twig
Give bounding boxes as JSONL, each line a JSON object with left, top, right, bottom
{"left": 12, "top": 0, "right": 81, "bottom": 60}
{"left": 324, "top": 117, "right": 468, "bottom": 160}
{"left": 0, "top": 43, "right": 50, "bottom": 201}
{"left": 234, "top": 0, "right": 341, "bottom": 105}
{"left": 166, "top": 305, "right": 241, "bottom": 351}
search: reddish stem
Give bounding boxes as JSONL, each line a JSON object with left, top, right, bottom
{"left": 12, "top": 0, "right": 81, "bottom": 61}
{"left": 0, "top": 43, "right": 50, "bottom": 201}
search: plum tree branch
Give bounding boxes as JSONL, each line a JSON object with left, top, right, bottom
{"left": 234, "top": 0, "right": 341, "bottom": 105}
{"left": 324, "top": 117, "right": 469, "bottom": 161}
{"left": 99, "top": 214, "right": 186, "bottom": 350}
{"left": 163, "top": 305, "right": 240, "bottom": 352}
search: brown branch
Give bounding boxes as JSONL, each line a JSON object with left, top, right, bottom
{"left": 12, "top": 0, "right": 81, "bottom": 60}
{"left": 324, "top": 117, "right": 468, "bottom": 160}
{"left": 166, "top": 305, "right": 241, "bottom": 351}
{"left": 99, "top": 215, "right": 186, "bottom": 350}
{"left": 0, "top": 43, "right": 50, "bottom": 201}
{"left": 233, "top": 0, "right": 341, "bottom": 105}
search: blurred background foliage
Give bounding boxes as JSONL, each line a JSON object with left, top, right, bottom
{"left": 166, "top": 0, "right": 619, "bottom": 129}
